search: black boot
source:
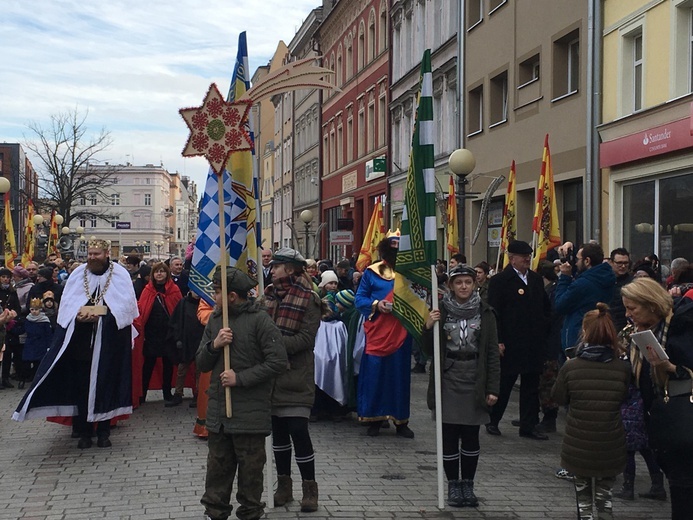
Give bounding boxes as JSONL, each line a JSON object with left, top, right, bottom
{"left": 366, "top": 421, "right": 382, "bottom": 437}
{"left": 460, "top": 479, "right": 479, "bottom": 507}
{"left": 614, "top": 475, "right": 634, "bottom": 500}
{"left": 447, "top": 480, "right": 464, "bottom": 507}
{"left": 639, "top": 472, "right": 667, "bottom": 501}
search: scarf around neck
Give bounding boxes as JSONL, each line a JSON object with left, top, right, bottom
{"left": 442, "top": 291, "right": 481, "bottom": 321}
{"left": 264, "top": 273, "right": 314, "bottom": 335}
{"left": 576, "top": 343, "right": 614, "bottom": 362}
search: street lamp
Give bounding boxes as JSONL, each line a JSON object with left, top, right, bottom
{"left": 54, "top": 214, "right": 64, "bottom": 227}
{"left": 448, "top": 149, "right": 476, "bottom": 256}
{"left": 153, "top": 240, "right": 163, "bottom": 259}
{"left": 299, "top": 209, "right": 313, "bottom": 258}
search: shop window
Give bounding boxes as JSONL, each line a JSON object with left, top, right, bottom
{"left": 623, "top": 180, "right": 655, "bottom": 263}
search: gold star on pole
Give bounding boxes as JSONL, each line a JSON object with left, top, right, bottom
{"left": 179, "top": 83, "right": 253, "bottom": 176}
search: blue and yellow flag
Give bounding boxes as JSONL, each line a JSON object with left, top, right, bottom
{"left": 393, "top": 49, "right": 436, "bottom": 342}
{"left": 189, "top": 32, "right": 258, "bottom": 305}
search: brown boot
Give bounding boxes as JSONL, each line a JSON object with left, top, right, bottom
{"left": 274, "top": 475, "right": 293, "bottom": 506}
{"left": 300, "top": 479, "right": 319, "bottom": 512}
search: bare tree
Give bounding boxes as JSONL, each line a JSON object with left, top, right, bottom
{"left": 24, "top": 108, "right": 121, "bottom": 227}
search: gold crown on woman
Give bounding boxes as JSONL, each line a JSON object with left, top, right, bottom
{"left": 88, "top": 237, "right": 111, "bottom": 250}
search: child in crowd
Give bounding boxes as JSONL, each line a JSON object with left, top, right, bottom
{"left": 22, "top": 298, "right": 54, "bottom": 388}
{"left": 41, "top": 291, "right": 58, "bottom": 328}
{"left": 318, "top": 270, "right": 339, "bottom": 320}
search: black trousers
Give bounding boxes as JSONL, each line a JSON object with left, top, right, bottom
{"left": 489, "top": 371, "right": 540, "bottom": 433}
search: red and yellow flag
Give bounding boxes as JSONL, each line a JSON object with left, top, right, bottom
{"left": 532, "top": 134, "right": 561, "bottom": 270}
{"left": 446, "top": 176, "right": 459, "bottom": 255}
{"left": 4, "top": 193, "right": 18, "bottom": 268}
{"left": 48, "top": 210, "right": 61, "bottom": 258}
{"left": 356, "top": 197, "right": 385, "bottom": 272}
{"left": 21, "top": 199, "right": 35, "bottom": 265}
{"left": 498, "top": 161, "right": 517, "bottom": 270}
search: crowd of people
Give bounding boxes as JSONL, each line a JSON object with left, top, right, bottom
{"left": 2, "top": 237, "right": 691, "bottom": 520}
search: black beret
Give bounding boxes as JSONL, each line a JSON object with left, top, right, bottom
{"left": 507, "top": 240, "right": 533, "bottom": 255}
{"left": 38, "top": 267, "right": 54, "bottom": 280}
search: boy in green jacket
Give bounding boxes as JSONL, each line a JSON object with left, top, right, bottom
{"left": 197, "top": 266, "right": 287, "bottom": 520}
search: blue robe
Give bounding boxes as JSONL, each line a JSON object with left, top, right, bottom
{"left": 354, "top": 263, "right": 412, "bottom": 423}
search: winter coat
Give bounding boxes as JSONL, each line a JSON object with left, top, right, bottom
{"left": 270, "top": 292, "right": 322, "bottom": 409}
{"left": 23, "top": 314, "right": 53, "bottom": 361}
{"left": 552, "top": 347, "right": 630, "bottom": 477}
{"left": 196, "top": 299, "right": 287, "bottom": 435}
{"left": 421, "top": 301, "right": 500, "bottom": 411}
{"left": 554, "top": 262, "right": 616, "bottom": 352}
{"left": 487, "top": 265, "right": 551, "bottom": 373}
{"left": 168, "top": 294, "right": 206, "bottom": 364}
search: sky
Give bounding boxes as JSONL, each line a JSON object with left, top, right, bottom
{"left": 0, "top": 0, "right": 320, "bottom": 191}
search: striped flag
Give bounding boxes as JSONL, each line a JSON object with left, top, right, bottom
{"left": 3, "top": 193, "right": 17, "bottom": 268}
{"left": 189, "top": 32, "right": 257, "bottom": 305}
{"left": 393, "top": 49, "right": 436, "bottom": 342}
{"left": 22, "top": 199, "right": 35, "bottom": 265}
{"left": 356, "top": 196, "right": 385, "bottom": 272}
{"left": 445, "top": 176, "right": 459, "bottom": 255}
{"left": 532, "top": 134, "right": 561, "bottom": 270}
{"left": 498, "top": 161, "right": 517, "bottom": 269}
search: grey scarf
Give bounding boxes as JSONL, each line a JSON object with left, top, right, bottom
{"left": 442, "top": 291, "right": 481, "bottom": 320}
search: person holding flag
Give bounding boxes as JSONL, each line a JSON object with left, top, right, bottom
{"left": 354, "top": 231, "right": 415, "bottom": 439}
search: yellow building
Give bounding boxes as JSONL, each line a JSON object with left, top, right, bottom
{"left": 600, "top": 0, "right": 693, "bottom": 268}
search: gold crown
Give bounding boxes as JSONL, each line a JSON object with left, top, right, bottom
{"left": 386, "top": 228, "right": 401, "bottom": 239}
{"left": 88, "top": 237, "right": 111, "bottom": 250}
{"left": 29, "top": 298, "right": 43, "bottom": 309}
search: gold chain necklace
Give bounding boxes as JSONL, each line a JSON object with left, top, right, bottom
{"left": 83, "top": 262, "right": 115, "bottom": 305}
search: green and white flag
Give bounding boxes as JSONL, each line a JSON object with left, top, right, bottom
{"left": 394, "top": 49, "right": 436, "bottom": 342}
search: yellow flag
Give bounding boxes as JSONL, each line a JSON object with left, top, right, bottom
{"left": 498, "top": 161, "right": 517, "bottom": 269}
{"left": 22, "top": 199, "right": 35, "bottom": 265}
{"left": 4, "top": 193, "right": 18, "bottom": 268}
{"left": 356, "top": 197, "right": 385, "bottom": 272}
{"left": 446, "top": 176, "right": 459, "bottom": 255}
{"left": 532, "top": 135, "right": 561, "bottom": 270}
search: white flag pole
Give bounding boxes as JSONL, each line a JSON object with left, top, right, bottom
{"left": 430, "top": 265, "right": 444, "bottom": 509}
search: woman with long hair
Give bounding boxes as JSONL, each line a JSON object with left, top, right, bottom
{"left": 621, "top": 278, "right": 693, "bottom": 520}
{"left": 423, "top": 265, "right": 500, "bottom": 507}
{"left": 552, "top": 303, "right": 630, "bottom": 520}
{"left": 133, "top": 262, "right": 182, "bottom": 404}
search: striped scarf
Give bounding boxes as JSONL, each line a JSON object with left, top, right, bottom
{"left": 264, "top": 273, "right": 314, "bottom": 335}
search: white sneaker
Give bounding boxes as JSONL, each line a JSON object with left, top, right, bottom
{"left": 555, "top": 468, "right": 574, "bottom": 480}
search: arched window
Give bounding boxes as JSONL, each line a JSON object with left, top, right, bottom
{"left": 379, "top": 1, "right": 388, "bottom": 53}
{"left": 358, "top": 21, "right": 366, "bottom": 71}
{"left": 345, "top": 34, "right": 353, "bottom": 80}
{"left": 336, "top": 44, "right": 343, "bottom": 87}
{"left": 368, "top": 10, "right": 376, "bottom": 61}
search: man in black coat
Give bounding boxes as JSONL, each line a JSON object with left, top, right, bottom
{"left": 486, "top": 240, "right": 551, "bottom": 440}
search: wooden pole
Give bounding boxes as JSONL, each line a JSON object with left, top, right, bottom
{"left": 218, "top": 173, "right": 232, "bottom": 418}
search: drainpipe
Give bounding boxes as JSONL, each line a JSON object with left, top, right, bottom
{"left": 586, "top": 0, "right": 602, "bottom": 243}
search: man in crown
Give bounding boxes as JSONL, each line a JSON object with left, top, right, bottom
{"left": 13, "top": 238, "right": 139, "bottom": 449}
{"left": 354, "top": 230, "right": 415, "bottom": 438}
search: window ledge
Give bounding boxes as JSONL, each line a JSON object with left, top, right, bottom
{"left": 467, "top": 19, "right": 483, "bottom": 32}
{"left": 467, "top": 129, "right": 484, "bottom": 138}
{"left": 489, "top": 1, "right": 508, "bottom": 16}
{"left": 517, "top": 77, "right": 540, "bottom": 90}
{"left": 514, "top": 95, "right": 544, "bottom": 110}
{"left": 551, "top": 89, "right": 579, "bottom": 103}
{"left": 489, "top": 118, "right": 508, "bottom": 129}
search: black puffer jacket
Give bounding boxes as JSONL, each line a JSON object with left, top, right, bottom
{"left": 552, "top": 346, "right": 630, "bottom": 477}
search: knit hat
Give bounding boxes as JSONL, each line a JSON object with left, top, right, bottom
{"left": 335, "top": 289, "right": 355, "bottom": 309}
{"left": 38, "top": 267, "right": 54, "bottom": 280}
{"left": 12, "top": 266, "right": 30, "bottom": 279}
{"left": 0, "top": 268, "right": 12, "bottom": 278}
{"left": 212, "top": 266, "right": 257, "bottom": 295}
{"left": 318, "top": 270, "right": 339, "bottom": 288}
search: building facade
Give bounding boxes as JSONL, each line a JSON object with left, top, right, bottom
{"left": 251, "top": 61, "right": 274, "bottom": 251}
{"left": 461, "top": 0, "right": 590, "bottom": 265}
{"left": 0, "top": 143, "right": 38, "bottom": 262}
{"left": 289, "top": 7, "right": 324, "bottom": 259}
{"left": 599, "top": 0, "right": 693, "bottom": 268}
{"left": 170, "top": 172, "right": 198, "bottom": 259}
{"left": 318, "top": 0, "right": 390, "bottom": 262}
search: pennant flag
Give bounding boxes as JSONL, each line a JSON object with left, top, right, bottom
{"left": 47, "top": 210, "right": 60, "bottom": 258}
{"left": 445, "top": 176, "right": 459, "bottom": 255}
{"left": 531, "top": 134, "right": 561, "bottom": 270}
{"left": 498, "top": 161, "right": 517, "bottom": 270}
{"left": 22, "top": 199, "right": 35, "bottom": 265}
{"left": 4, "top": 193, "right": 18, "bottom": 268}
{"left": 189, "top": 32, "right": 257, "bottom": 305}
{"left": 393, "top": 49, "right": 436, "bottom": 343}
{"left": 356, "top": 197, "right": 385, "bottom": 272}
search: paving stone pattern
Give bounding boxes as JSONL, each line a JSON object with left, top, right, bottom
{"left": 0, "top": 373, "right": 670, "bottom": 519}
